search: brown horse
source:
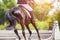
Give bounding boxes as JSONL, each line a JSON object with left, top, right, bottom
{"left": 6, "top": 6, "right": 41, "bottom": 40}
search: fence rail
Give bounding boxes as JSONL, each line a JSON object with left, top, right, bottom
{"left": 0, "top": 30, "right": 52, "bottom": 40}
{"left": 0, "top": 21, "right": 60, "bottom": 40}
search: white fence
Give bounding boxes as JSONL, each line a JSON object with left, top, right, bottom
{"left": 0, "top": 30, "right": 52, "bottom": 40}
{"left": 0, "top": 20, "right": 60, "bottom": 40}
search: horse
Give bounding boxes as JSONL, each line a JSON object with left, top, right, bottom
{"left": 6, "top": 6, "right": 41, "bottom": 40}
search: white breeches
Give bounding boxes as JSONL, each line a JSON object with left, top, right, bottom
{"left": 17, "top": 4, "right": 33, "bottom": 11}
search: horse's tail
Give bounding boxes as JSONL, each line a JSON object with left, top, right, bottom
{"left": 5, "top": 9, "right": 20, "bottom": 23}
{"left": 6, "top": 9, "right": 16, "bottom": 21}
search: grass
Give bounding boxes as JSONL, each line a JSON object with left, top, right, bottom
{"left": 0, "top": 20, "right": 49, "bottom": 30}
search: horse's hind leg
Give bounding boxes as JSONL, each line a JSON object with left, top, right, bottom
{"left": 6, "top": 19, "right": 21, "bottom": 40}
{"left": 7, "top": 24, "right": 21, "bottom": 40}
{"left": 14, "top": 28, "right": 21, "bottom": 40}
{"left": 20, "top": 20, "right": 26, "bottom": 40}
{"left": 12, "top": 21, "right": 21, "bottom": 40}
{"left": 26, "top": 24, "right": 32, "bottom": 40}
{"left": 31, "top": 21, "right": 41, "bottom": 40}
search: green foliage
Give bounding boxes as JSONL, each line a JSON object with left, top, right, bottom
{"left": 47, "top": 10, "right": 60, "bottom": 29}
{"left": 0, "top": 20, "right": 49, "bottom": 30}
{"left": 33, "top": 2, "right": 52, "bottom": 21}
{"left": 55, "top": 10, "right": 60, "bottom": 28}
{"left": 0, "top": 2, "right": 6, "bottom": 24}
{"left": 0, "top": 0, "right": 60, "bottom": 30}
{"left": 28, "top": 20, "right": 49, "bottom": 30}
{"left": 0, "top": 22, "right": 7, "bottom": 30}
{"left": 0, "top": 0, "right": 16, "bottom": 24}
{"left": 2, "top": 0, "right": 16, "bottom": 9}
{"left": 16, "top": 24, "right": 21, "bottom": 30}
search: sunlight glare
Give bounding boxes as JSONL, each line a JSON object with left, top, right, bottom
{"left": 34, "top": 0, "right": 40, "bottom": 2}
{"left": 0, "top": 0, "right": 2, "bottom": 2}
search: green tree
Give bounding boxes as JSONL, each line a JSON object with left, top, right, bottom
{"left": 2, "top": 0, "right": 16, "bottom": 9}
{"left": 0, "top": 0, "right": 16, "bottom": 24}
{"left": 33, "top": 2, "right": 52, "bottom": 21}
{"left": 55, "top": 10, "right": 60, "bottom": 28}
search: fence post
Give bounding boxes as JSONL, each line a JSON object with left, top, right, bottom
{"left": 53, "top": 20, "right": 60, "bottom": 40}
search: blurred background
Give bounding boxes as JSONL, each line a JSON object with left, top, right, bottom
{"left": 0, "top": 0, "right": 60, "bottom": 30}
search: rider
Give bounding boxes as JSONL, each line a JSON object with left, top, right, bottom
{"left": 17, "top": 0, "right": 34, "bottom": 18}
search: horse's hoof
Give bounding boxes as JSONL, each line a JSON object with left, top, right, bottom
{"left": 39, "top": 38, "right": 41, "bottom": 40}
{"left": 19, "top": 39, "right": 20, "bottom": 40}
{"left": 6, "top": 26, "right": 15, "bottom": 30}
{"left": 19, "top": 38, "right": 21, "bottom": 40}
{"left": 28, "top": 38, "right": 31, "bottom": 40}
